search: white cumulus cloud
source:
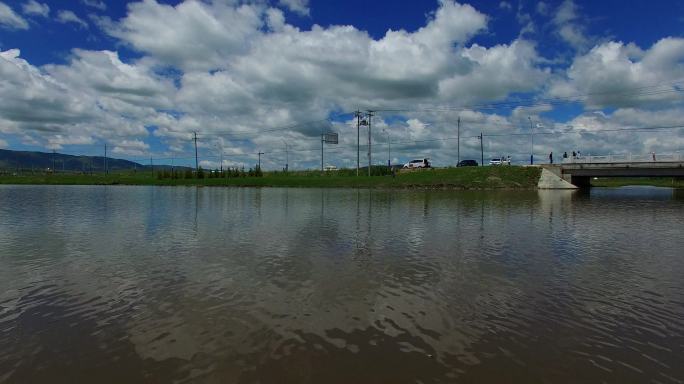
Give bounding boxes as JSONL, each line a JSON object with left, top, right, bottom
{"left": 549, "top": 38, "right": 684, "bottom": 108}
{"left": 56, "top": 10, "right": 88, "bottom": 28}
{"left": 552, "top": 0, "right": 592, "bottom": 51}
{"left": 0, "top": 2, "right": 29, "bottom": 29}
{"left": 112, "top": 139, "right": 150, "bottom": 156}
{"left": 22, "top": 0, "right": 49, "bottom": 18}
{"left": 278, "top": 0, "right": 310, "bottom": 16}
{"left": 0, "top": 48, "right": 166, "bottom": 150}
{"left": 81, "top": 0, "right": 106, "bottom": 11}
{"left": 105, "top": 0, "right": 264, "bottom": 71}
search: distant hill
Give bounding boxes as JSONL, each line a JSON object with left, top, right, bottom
{"left": 0, "top": 149, "right": 185, "bottom": 172}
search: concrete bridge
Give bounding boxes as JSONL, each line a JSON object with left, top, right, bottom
{"left": 539, "top": 153, "right": 684, "bottom": 188}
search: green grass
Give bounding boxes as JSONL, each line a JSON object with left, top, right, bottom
{"left": 591, "top": 177, "right": 684, "bottom": 188}
{"left": 0, "top": 166, "right": 541, "bottom": 189}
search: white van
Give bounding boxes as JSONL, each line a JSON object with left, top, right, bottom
{"left": 489, "top": 157, "right": 511, "bottom": 166}
{"left": 403, "top": 159, "right": 431, "bottom": 169}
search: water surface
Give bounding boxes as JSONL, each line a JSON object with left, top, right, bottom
{"left": 1, "top": 186, "right": 683, "bottom": 383}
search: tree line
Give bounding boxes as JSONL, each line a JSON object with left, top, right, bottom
{"left": 156, "top": 166, "right": 264, "bottom": 179}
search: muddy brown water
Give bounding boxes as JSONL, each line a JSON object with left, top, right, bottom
{"left": 1, "top": 185, "right": 683, "bottom": 383}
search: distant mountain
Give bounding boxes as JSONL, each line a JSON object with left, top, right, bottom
{"left": 0, "top": 149, "right": 185, "bottom": 172}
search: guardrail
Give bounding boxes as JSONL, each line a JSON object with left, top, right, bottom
{"left": 561, "top": 153, "right": 684, "bottom": 164}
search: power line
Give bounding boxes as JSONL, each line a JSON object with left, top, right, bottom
{"left": 163, "top": 84, "right": 684, "bottom": 146}
{"left": 371, "top": 79, "right": 684, "bottom": 113}
{"left": 163, "top": 114, "right": 351, "bottom": 140}
{"left": 207, "top": 123, "right": 684, "bottom": 156}
{"left": 16, "top": 123, "right": 684, "bottom": 166}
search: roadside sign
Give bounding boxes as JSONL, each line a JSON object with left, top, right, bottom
{"left": 322, "top": 132, "right": 338, "bottom": 144}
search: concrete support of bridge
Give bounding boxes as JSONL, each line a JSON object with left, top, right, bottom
{"left": 569, "top": 175, "right": 591, "bottom": 189}
{"left": 538, "top": 167, "right": 579, "bottom": 189}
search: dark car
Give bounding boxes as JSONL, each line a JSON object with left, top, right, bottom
{"left": 457, "top": 160, "right": 478, "bottom": 167}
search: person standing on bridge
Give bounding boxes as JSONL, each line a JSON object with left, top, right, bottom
{"left": 549, "top": 152, "right": 553, "bottom": 164}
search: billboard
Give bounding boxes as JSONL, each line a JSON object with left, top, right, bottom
{"left": 322, "top": 132, "right": 338, "bottom": 144}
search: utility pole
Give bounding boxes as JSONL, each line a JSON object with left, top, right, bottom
{"left": 193, "top": 132, "right": 199, "bottom": 172}
{"left": 150, "top": 156, "right": 153, "bottom": 175}
{"left": 104, "top": 144, "right": 107, "bottom": 175}
{"left": 457, "top": 116, "right": 461, "bottom": 165}
{"left": 355, "top": 110, "right": 361, "bottom": 176}
{"left": 528, "top": 117, "right": 534, "bottom": 165}
{"left": 387, "top": 131, "right": 391, "bottom": 168}
{"left": 282, "top": 140, "right": 289, "bottom": 172}
{"left": 383, "top": 128, "right": 390, "bottom": 168}
{"left": 215, "top": 141, "right": 223, "bottom": 173}
{"left": 367, "top": 110, "right": 374, "bottom": 176}
{"left": 52, "top": 150, "right": 56, "bottom": 174}
{"left": 258, "top": 152, "right": 264, "bottom": 170}
{"left": 479, "top": 132, "right": 484, "bottom": 166}
{"left": 321, "top": 133, "right": 324, "bottom": 172}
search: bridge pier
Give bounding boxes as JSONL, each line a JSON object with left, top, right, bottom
{"left": 569, "top": 175, "right": 591, "bottom": 189}
{"left": 537, "top": 167, "right": 579, "bottom": 189}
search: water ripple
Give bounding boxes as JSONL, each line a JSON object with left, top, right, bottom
{"left": 0, "top": 186, "right": 683, "bottom": 383}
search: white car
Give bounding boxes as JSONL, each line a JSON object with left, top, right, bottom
{"left": 489, "top": 158, "right": 511, "bottom": 166}
{"left": 403, "top": 159, "right": 431, "bottom": 169}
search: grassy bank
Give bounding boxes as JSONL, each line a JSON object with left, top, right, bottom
{"left": 0, "top": 166, "right": 541, "bottom": 189}
{"left": 591, "top": 177, "right": 684, "bottom": 188}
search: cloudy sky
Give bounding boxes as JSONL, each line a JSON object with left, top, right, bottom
{"left": 0, "top": 0, "right": 683, "bottom": 169}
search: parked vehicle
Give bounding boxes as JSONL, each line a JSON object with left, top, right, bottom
{"left": 489, "top": 158, "right": 511, "bottom": 166}
{"left": 403, "top": 158, "right": 431, "bottom": 169}
{"left": 457, "top": 160, "right": 478, "bottom": 167}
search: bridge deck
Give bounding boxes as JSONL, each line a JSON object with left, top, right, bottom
{"left": 555, "top": 160, "right": 684, "bottom": 180}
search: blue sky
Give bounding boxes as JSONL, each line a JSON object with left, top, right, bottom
{"left": 1, "top": 0, "right": 683, "bottom": 168}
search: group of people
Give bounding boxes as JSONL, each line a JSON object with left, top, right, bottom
{"left": 548, "top": 151, "right": 582, "bottom": 164}
{"left": 498, "top": 155, "right": 512, "bottom": 164}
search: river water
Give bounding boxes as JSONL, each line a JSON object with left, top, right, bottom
{"left": 0, "top": 185, "right": 683, "bottom": 383}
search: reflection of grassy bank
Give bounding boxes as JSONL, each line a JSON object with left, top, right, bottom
{"left": 591, "top": 177, "right": 684, "bottom": 188}
{"left": 0, "top": 166, "right": 541, "bottom": 189}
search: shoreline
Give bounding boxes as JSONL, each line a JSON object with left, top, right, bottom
{"left": 2, "top": 169, "right": 682, "bottom": 189}
{"left": 0, "top": 167, "right": 542, "bottom": 189}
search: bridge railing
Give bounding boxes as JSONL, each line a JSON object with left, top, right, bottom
{"left": 561, "top": 153, "right": 684, "bottom": 164}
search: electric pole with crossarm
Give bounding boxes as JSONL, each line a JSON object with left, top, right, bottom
{"left": 367, "top": 110, "right": 374, "bottom": 176}
{"left": 457, "top": 116, "right": 460, "bottom": 165}
{"left": 258, "top": 152, "right": 264, "bottom": 170}
{"left": 194, "top": 132, "right": 199, "bottom": 172}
